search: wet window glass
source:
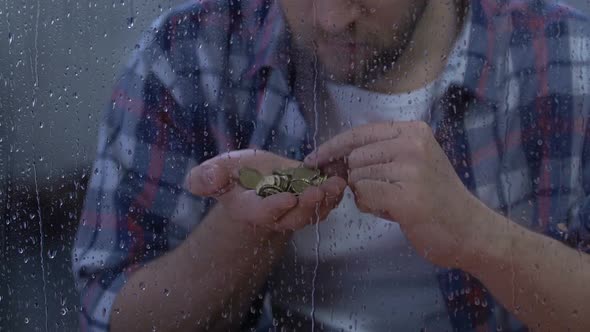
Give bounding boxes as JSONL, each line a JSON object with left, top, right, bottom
{"left": 2, "top": 0, "right": 590, "bottom": 331}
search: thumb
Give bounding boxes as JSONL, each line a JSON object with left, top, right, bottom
{"left": 185, "top": 164, "right": 231, "bottom": 197}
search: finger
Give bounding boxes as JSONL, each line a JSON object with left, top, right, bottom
{"left": 185, "top": 163, "right": 232, "bottom": 197}
{"left": 275, "top": 186, "right": 325, "bottom": 231}
{"left": 237, "top": 191, "right": 297, "bottom": 224}
{"left": 304, "top": 121, "right": 428, "bottom": 167}
{"left": 315, "top": 176, "right": 347, "bottom": 219}
{"left": 350, "top": 180, "right": 398, "bottom": 221}
{"left": 349, "top": 162, "right": 416, "bottom": 184}
{"left": 297, "top": 185, "right": 326, "bottom": 208}
{"left": 319, "top": 160, "right": 349, "bottom": 179}
{"left": 347, "top": 138, "right": 414, "bottom": 169}
{"left": 316, "top": 177, "right": 347, "bottom": 219}
{"left": 198, "top": 150, "right": 259, "bottom": 171}
{"left": 318, "top": 176, "right": 347, "bottom": 199}
{"left": 275, "top": 178, "right": 347, "bottom": 231}
{"left": 187, "top": 148, "right": 303, "bottom": 199}
{"left": 200, "top": 149, "right": 301, "bottom": 178}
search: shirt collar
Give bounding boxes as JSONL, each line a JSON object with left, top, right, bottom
{"left": 434, "top": 4, "right": 473, "bottom": 97}
{"left": 453, "top": 0, "right": 512, "bottom": 102}
{"left": 246, "top": 0, "right": 507, "bottom": 102}
{"left": 246, "top": 0, "right": 291, "bottom": 79}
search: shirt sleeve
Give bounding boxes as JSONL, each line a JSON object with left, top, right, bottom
{"left": 548, "top": 119, "right": 590, "bottom": 253}
{"left": 71, "top": 7, "right": 217, "bottom": 331}
{"left": 544, "top": 14, "right": 590, "bottom": 254}
{"left": 570, "top": 124, "right": 590, "bottom": 252}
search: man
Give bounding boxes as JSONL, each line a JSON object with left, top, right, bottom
{"left": 73, "top": 0, "right": 590, "bottom": 330}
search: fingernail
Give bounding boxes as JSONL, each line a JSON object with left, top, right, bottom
{"left": 286, "top": 197, "right": 298, "bottom": 208}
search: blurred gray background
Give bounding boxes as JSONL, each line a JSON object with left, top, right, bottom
{"left": 0, "top": 0, "right": 589, "bottom": 330}
{"left": 0, "top": 1, "right": 186, "bottom": 330}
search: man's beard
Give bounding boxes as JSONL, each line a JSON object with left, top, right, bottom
{"left": 291, "top": 4, "right": 427, "bottom": 88}
{"left": 346, "top": 40, "right": 409, "bottom": 87}
{"left": 292, "top": 37, "right": 411, "bottom": 88}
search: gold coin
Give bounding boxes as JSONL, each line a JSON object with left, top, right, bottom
{"left": 256, "top": 176, "right": 283, "bottom": 194}
{"left": 248, "top": 167, "right": 327, "bottom": 197}
{"left": 256, "top": 175, "right": 276, "bottom": 188}
{"left": 257, "top": 184, "right": 283, "bottom": 198}
{"left": 292, "top": 167, "right": 320, "bottom": 180}
{"left": 276, "top": 175, "right": 291, "bottom": 192}
{"left": 289, "top": 179, "right": 311, "bottom": 194}
{"left": 239, "top": 168, "right": 263, "bottom": 190}
{"left": 273, "top": 168, "right": 294, "bottom": 177}
{"left": 310, "top": 174, "right": 327, "bottom": 186}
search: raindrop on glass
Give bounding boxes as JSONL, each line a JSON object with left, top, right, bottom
{"left": 47, "top": 249, "right": 57, "bottom": 259}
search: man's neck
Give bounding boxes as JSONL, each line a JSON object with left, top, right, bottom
{"left": 365, "top": 0, "right": 466, "bottom": 95}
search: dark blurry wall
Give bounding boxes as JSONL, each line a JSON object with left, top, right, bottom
{"left": 0, "top": 0, "right": 589, "bottom": 331}
{"left": 0, "top": 1, "right": 184, "bottom": 330}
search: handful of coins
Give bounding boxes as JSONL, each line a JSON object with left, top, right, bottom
{"left": 239, "top": 167, "right": 328, "bottom": 198}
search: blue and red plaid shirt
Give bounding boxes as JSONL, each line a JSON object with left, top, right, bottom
{"left": 73, "top": 0, "right": 590, "bottom": 330}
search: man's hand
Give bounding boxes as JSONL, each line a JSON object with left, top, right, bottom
{"left": 186, "top": 149, "right": 346, "bottom": 232}
{"left": 304, "top": 121, "right": 488, "bottom": 268}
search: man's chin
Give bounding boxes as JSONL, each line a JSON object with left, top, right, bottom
{"left": 316, "top": 61, "right": 356, "bottom": 84}
{"left": 317, "top": 54, "right": 382, "bottom": 86}
{"left": 324, "top": 72, "right": 354, "bottom": 85}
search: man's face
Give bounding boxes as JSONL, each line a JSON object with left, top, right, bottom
{"left": 280, "top": 0, "right": 428, "bottom": 86}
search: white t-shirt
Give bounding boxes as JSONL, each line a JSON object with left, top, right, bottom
{"left": 270, "top": 82, "right": 453, "bottom": 331}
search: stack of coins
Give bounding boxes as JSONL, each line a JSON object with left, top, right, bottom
{"left": 239, "top": 167, "right": 328, "bottom": 198}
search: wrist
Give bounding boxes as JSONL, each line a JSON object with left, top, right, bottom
{"left": 457, "top": 199, "right": 514, "bottom": 276}
{"left": 184, "top": 205, "right": 290, "bottom": 263}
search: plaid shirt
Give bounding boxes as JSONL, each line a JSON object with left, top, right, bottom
{"left": 73, "top": 0, "right": 590, "bottom": 330}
